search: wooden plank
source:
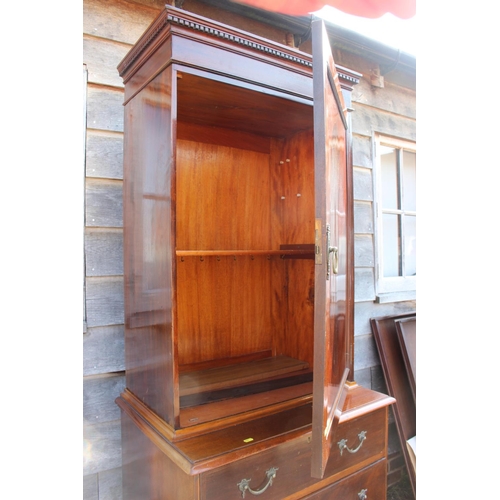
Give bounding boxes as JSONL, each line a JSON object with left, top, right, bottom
{"left": 354, "top": 234, "right": 374, "bottom": 267}
{"left": 85, "top": 179, "right": 123, "bottom": 228}
{"left": 351, "top": 104, "right": 416, "bottom": 141}
{"left": 353, "top": 166, "right": 373, "bottom": 201}
{"left": 83, "top": 0, "right": 159, "bottom": 45}
{"left": 86, "top": 85, "right": 124, "bottom": 133}
{"left": 353, "top": 333, "right": 383, "bottom": 371}
{"left": 98, "top": 467, "right": 123, "bottom": 500}
{"left": 179, "top": 356, "right": 309, "bottom": 396}
{"left": 353, "top": 300, "right": 417, "bottom": 337}
{"left": 354, "top": 268, "right": 375, "bottom": 302}
{"left": 83, "top": 325, "right": 125, "bottom": 375}
{"left": 353, "top": 76, "right": 416, "bottom": 119}
{"left": 85, "top": 228, "right": 123, "bottom": 276}
{"left": 83, "top": 419, "right": 122, "bottom": 476}
{"left": 83, "top": 474, "right": 98, "bottom": 500}
{"left": 353, "top": 201, "right": 373, "bottom": 234}
{"left": 84, "top": 35, "right": 129, "bottom": 88}
{"left": 86, "top": 131, "right": 123, "bottom": 180}
{"left": 85, "top": 276, "right": 124, "bottom": 328}
{"left": 352, "top": 134, "right": 372, "bottom": 169}
{"left": 83, "top": 373, "right": 126, "bottom": 423}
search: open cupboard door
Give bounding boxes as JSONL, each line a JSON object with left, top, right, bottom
{"left": 311, "top": 18, "right": 350, "bottom": 479}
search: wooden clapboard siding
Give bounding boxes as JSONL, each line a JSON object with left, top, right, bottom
{"left": 83, "top": 469, "right": 122, "bottom": 500}
{"left": 83, "top": 325, "right": 125, "bottom": 376}
{"left": 98, "top": 468, "right": 123, "bottom": 500}
{"left": 86, "top": 276, "right": 124, "bottom": 328}
{"left": 353, "top": 166, "right": 373, "bottom": 201}
{"left": 354, "top": 201, "right": 374, "bottom": 234}
{"left": 352, "top": 134, "right": 373, "bottom": 169}
{"left": 84, "top": 35, "right": 130, "bottom": 88}
{"left": 86, "top": 85, "right": 124, "bottom": 133}
{"left": 85, "top": 179, "right": 123, "bottom": 228}
{"left": 351, "top": 104, "right": 416, "bottom": 141}
{"left": 86, "top": 131, "right": 123, "bottom": 180}
{"left": 86, "top": 229, "right": 123, "bottom": 277}
{"left": 352, "top": 78, "right": 416, "bottom": 120}
{"left": 83, "top": 419, "right": 123, "bottom": 476}
{"left": 355, "top": 268, "right": 376, "bottom": 302}
{"left": 355, "top": 234, "right": 374, "bottom": 268}
{"left": 83, "top": 0, "right": 159, "bottom": 45}
{"left": 83, "top": 474, "right": 98, "bottom": 500}
{"left": 84, "top": 374, "right": 126, "bottom": 423}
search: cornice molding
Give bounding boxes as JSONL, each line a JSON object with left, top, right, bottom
{"left": 118, "top": 6, "right": 360, "bottom": 89}
{"left": 167, "top": 11, "right": 312, "bottom": 67}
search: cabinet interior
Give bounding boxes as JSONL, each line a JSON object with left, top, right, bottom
{"left": 174, "top": 71, "right": 316, "bottom": 424}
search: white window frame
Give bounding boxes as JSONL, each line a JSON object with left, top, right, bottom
{"left": 373, "top": 133, "right": 416, "bottom": 303}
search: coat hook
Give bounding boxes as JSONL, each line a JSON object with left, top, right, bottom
{"left": 200, "top": 256, "right": 204, "bottom": 262}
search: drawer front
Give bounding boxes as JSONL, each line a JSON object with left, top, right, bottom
{"left": 302, "top": 459, "right": 387, "bottom": 500}
{"left": 324, "top": 407, "right": 387, "bottom": 477}
{"left": 200, "top": 408, "right": 387, "bottom": 500}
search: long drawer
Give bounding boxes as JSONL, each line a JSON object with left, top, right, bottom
{"left": 200, "top": 408, "right": 386, "bottom": 500}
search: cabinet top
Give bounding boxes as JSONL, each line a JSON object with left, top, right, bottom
{"left": 117, "top": 5, "right": 360, "bottom": 91}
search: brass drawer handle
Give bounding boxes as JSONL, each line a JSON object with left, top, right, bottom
{"left": 237, "top": 467, "right": 278, "bottom": 498}
{"left": 337, "top": 431, "right": 367, "bottom": 456}
{"left": 358, "top": 488, "right": 368, "bottom": 500}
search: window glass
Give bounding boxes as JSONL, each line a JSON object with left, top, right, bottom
{"left": 382, "top": 213, "right": 400, "bottom": 277}
{"left": 404, "top": 215, "right": 416, "bottom": 276}
{"left": 403, "top": 150, "right": 416, "bottom": 212}
{"left": 380, "top": 147, "right": 398, "bottom": 210}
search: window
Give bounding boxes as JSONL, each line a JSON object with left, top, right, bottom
{"left": 374, "top": 135, "right": 416, "bottom": 302}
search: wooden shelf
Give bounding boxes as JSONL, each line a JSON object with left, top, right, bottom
{"left": 179, "top": 355, "right": 310, "bottom": 397}
{"left": 176, "top": 249, "right": 313, "bottom": 257}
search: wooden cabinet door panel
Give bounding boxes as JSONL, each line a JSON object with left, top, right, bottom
{"left": 311, "top": 17, "right": 350, "bottom": 479}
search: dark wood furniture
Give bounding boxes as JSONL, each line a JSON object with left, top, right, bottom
{"left": 117, "top": 6, "right": 395, "bottom": 499}
{"left": 395, "top": 317, "right": 416, "bottom": 402}
{"left": 371, "top": 313, "right": 416, "bottom": 497}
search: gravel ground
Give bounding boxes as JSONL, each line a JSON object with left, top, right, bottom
{"left": 387, "top": 472, "right": 414, "bottom": 500}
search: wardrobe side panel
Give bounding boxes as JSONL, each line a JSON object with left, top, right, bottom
{"left": 123, "top": 66, "right": 177, "bottom": 424}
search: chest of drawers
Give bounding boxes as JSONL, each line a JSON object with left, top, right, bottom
{"left": 118, "top": 384, "right": 394, "bottom": 499}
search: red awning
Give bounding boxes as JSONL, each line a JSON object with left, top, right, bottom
{"left": 230, "top": 0, "right": 415, "bottom": 19}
